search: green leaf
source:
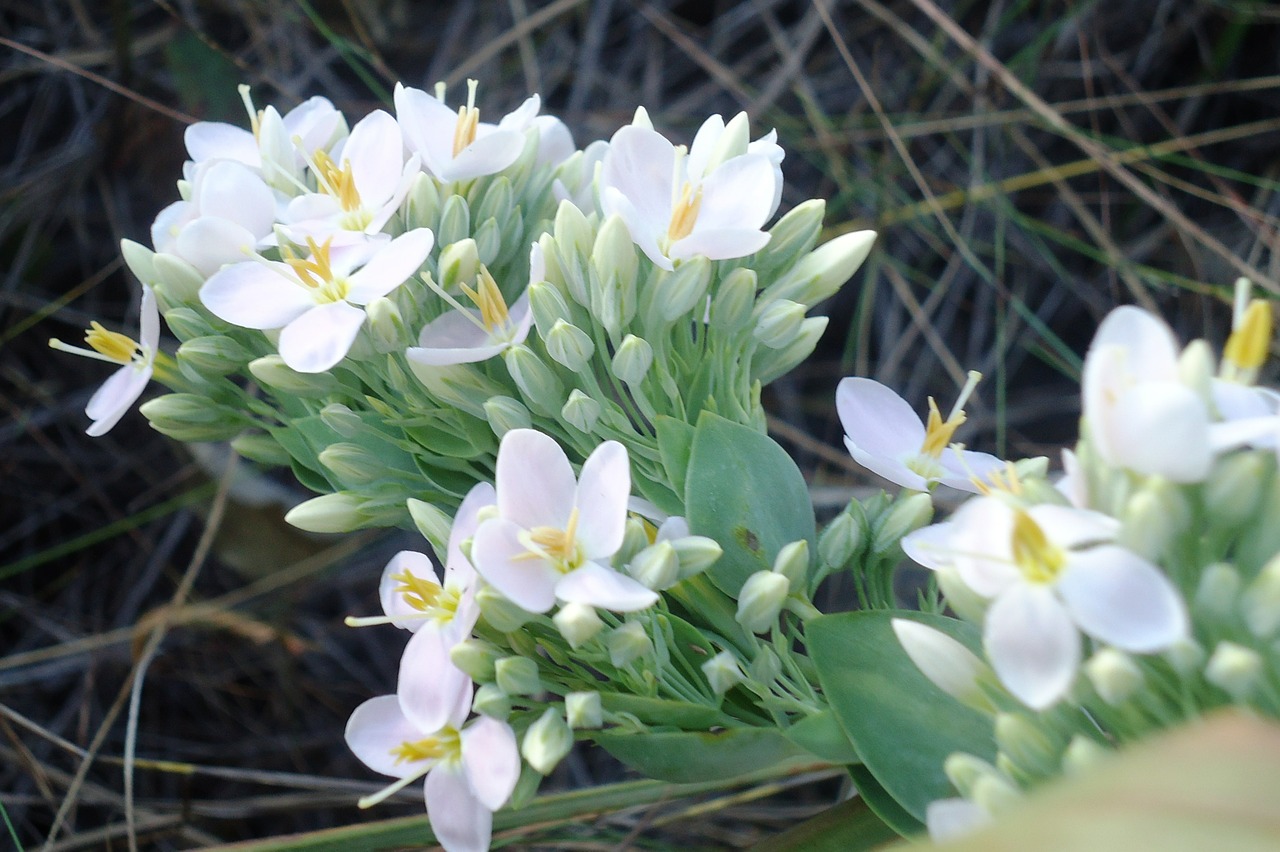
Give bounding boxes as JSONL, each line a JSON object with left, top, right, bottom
{"left": 655, "top": 415, "right": 695, "bottom": 512}
{"left": 597, "top": 727, "right": 818, "bottom": 783}
{"left": 753, "top": 792, "right": 901, "bottom": 852}
{"left": 685, "top": 411, "right": 815, "bottom": 596}
{"left": 785, "top": 711, "right": 861, "bottom": 765}
{"left": 848, "top": 763, "right": 922, "bottom": 836}
{"left": 599, "top": 694, "right": 724, "bottom": 729}
{"left": 808, "top": 610, "right": 995, "bottom": 824}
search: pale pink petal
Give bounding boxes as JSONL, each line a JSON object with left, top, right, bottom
{"left": 184, "top": 121, "right": 258, "bottom": 165}
{"left": 836, "top": 378, "right": 927, "bottom": 459}
{"left": 398, "top": 628, "right": 473, "bottom": 733}
{"left": 670, "top": 228, "right": 771, "bottom": 263}
{"left": 278, "top": 300, "right": 366, "bottom": 372}
{"left": 1057, "top": 546, "right": 1188, "bottom": 652}
{"left": 345, "top": 228, "right": 433, "bottom": 303}
{"left": 495, "top": 429, "right": 576, "bottom": 530}
{"left": 470, "top": 517, "right": 561, "bottom": 613}
{"left": 692, "top": 154, "right": 776, "bottom": 231}
{"left": 446, "top": 483, "right": 496, "bottom": 586}
{"left": 201, "top": 261, "right": 313, "bottom": 328}
{"left": 555, "top": 561, "right": 658, "bottom": 611}
{"left": 985, "top": 584, "right": 1080, "bottom": 710}
{"left": 379, "top": 550, "right": 441, "bottom": 630}
{"left": 176, "top": 218, "right": 259, "bottom": 277}
{"left": 344, "top": 695, "right": 423, "bottom": 779}
{"left": 85, "top": 366, "right": 149, "bottom": 436}
{"left": 460, "top": 717, "right": 520, "bottom": 810}
{"left": 425, "top": 764, "right": 492, "bottom": 852}
{"left": 573, "top": 440, "right": 630, "bottom": 557}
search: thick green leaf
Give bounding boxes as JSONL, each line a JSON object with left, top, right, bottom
{"left": 808, "top": 610, "right": 995, "bottom": 824}
{"left": 785, "top": 711, "right": 861, "bottom": 765}
{"left": 599, "top": 694, "right": 724, "bottom": 730}
{"left": 685, "top": 411, "right": 815, "bottom": 595}
{"left": 655, "top": 415, "right": 695, "bottom": 512}
{"left": 848, "top": 763, "right": 921, "bottom": 836}
{"left": 754, "top": 793, "right": 901, "bottom": 852}
{"left": 597, "top": 727, "right": 818, "bottom": 783}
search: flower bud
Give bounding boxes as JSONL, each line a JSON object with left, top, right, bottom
{"left": 450, "top": 637, "right": 502, "bottom": 683}
{"left": 495, "top": 656, "right": 542, "bottom": 697}
{"left": 249, "top": 354, "right": 341, "bottom": 396}
{"left": 608, "top": 621, "right": 650, "bottom": 667}
{"left": 121, "top": 238, "right": 156, "bottom": 286}
{"left": 615, "top": 517, "right": 651, "bottom": 567}
{"left": 628, "top": 541, "right": 680, "bottom": 591}
{"left": 528, "top": 280, "right": 573, "bottom": 338}
{"left": 767, "top": 230, "right": 877, "bottom": 307}
{"left": 970, "top": 772, "right": 1022, "bottom": 816}
{"left": 653, "top": 256, "right": 712, "bottom": 322}
{"left": 819, "top": 510, "right": 864, "bottom": 569}
{"left": 591, "top": 215, "right": 638, "bottom": 300}
{"left": 152, "top": 253, "right": 205, "bottom": 305}
{"left": 319, "top": 403, "right": 362, "bottom": 438}
{"left": 284, "top": 492, "right": 365, "bottom": 533}
{"left": 994, "top": 712, "right": 1059, "bottom": 777}
{"left": 705, "top": 112, "right": 751, "bottom": 171}
{"left": 177, "top": 335, "right": 251, "bottom": 375}
{"left": 565, "top": 691, "right": 604, "bottom": 729}
{"left": 1205, "top": 640, "right": 1263, "bottom": 702}
{"left": 892, "top": 619, "right": 993, "bottom": 712}
{"left": 435, "top": 195, "right": 471, "bottom": 248}
{"left": 772, "top": 539, "right": 810, "bottom": 593}
{"left": 319, "top": 443, "right": 383, "bottom": 486}
{"left": 1119, "top": 478, "right": 1189, "bottom": 561}
{"left": 1178, "top": 338, "right": 1216, "bottom": 400}
{"left": 364, "top": 296, "right": 407, "bottom": 353}
{"left": 1195, "top": 562, "right": 1241, "bottom": 619}
{"left": 1205, "top": 452, "right": 1268, "bottom": 529}
{"left": 671, "top": 536, "right": 723, "bottom": 579}
{"left": 611, "top": 335, "right": 653, "bottom": 385}
{"left": 404, "top": 172, "right": 441, "bottom": 229}
{"left": 405, "top": 498, "right": 452, "bottom": 559}
{"left": 748, "top": 645, "right": 782, "bottom": 685}
{"left": 544, "top": 319, "right": 595, "bottom": 372}
{"left": 504, "top": 345, "right": 563, "bottom": 414}
{"left": 477, "top": 585, "right": 536, "bottom": 633}
{"left": 561, "top": 390, "right": 601, "bottom": 433}
{"left": 751, "top": 316, "right": 828, "bottom": 384}
{"left": 436, "top": 238, "right": 480, "bottom": 294}
{"left": 872, "top": 492, "right": 934, "bottom": 554}
{"left": 553, "top": 603, "right": 604, "bottom": 648}
{"left": 484, "top": 395, "right": 533, "bottom": 438}
{"left": 138, "top": 394, "right": 246, "bottom": 442}
{"left": 709, "top": 267, "right": 757, "bottom": 332}
{"left": 475, "top": 176, "right": 514, "bottom": 225}
{"left": 472, "top": 683, "right": 512, "bottom": 720}
{"left": 735, "top": 570, "right": 789, "bottom": 634}
{"left": 1242, "top": 555, "right": 1280, "bottom": 638}
{"left": 161, "top": 307, "right": 216, "bottom": 341}
{"left": 935, "top": 566, "right": 988, "bottom": 624}
{"left": 753, "top": 299, "right": 806, "bottom": 349}
{"left": 230, "top": 432, "right": 291, "bottom": 467}
{"left": 1083, "top": 648, "right": 1143, "bottom": 705}
{"left": 1163, "top": 637, "right": 1206, "bottom": 679}
{"left": 553, "top": 199, "right": 594, "bottom": 269}
{"left": 473, "top": 217, "right": 502, "bottom": 265}
{"left": 1061, "top": 735, "right": 1110, "bottom": 776}
{"left": 522, "top": 708, "right": 573, "bottom": 774}
{"left": 943, "top": 753, "right": 1002, "bottom": 801}
{"left": 701, "top": 649, "right": 745, "bottom": 696}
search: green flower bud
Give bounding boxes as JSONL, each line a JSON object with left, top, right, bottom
{"left": 1119, "top": 478, "right": 1189, "bottom": 561}
{"left": 249, "top": 355, "right": 341, "bottom": 396}
{"left": 1243, "top": 555, "right": 1280, "bottom": 638}
{"left": 1205, "top": 452, "right": 1268, "bottom": 529}
{"left": 971, "top": 772, "right": 1022, "bottom": 816}
{"left": 544, "top": 319, "right": 595, "bottom": 372}
{"left": 474, "top": 176, "right": 514, "bottom": 225}
{"left": 671, "top": 535, "right": 723, "bottom": 579}
{"left": 553, "top": 200, "right": 594, "bottom": 270}
{"left": 522, "top": 708, "right": 573, "bottom": 775}
{"left": 406, "top": 498, "right": 452, "bottom": 559}
{"left": 653, "top": 256, "right": 712, "bottom": 322}
{"left": 473, "top": 217, "right": 502, "bottom": 266}
{"left": 364, "top": 296, "right": 408, "bottom": 353}
{"left": 756, "top": 199, "right": 824, "bottom": 274}
{"left": 943, "top": 753, "right": 1002, "bottom": 801}
{"left": 319, "top": 403, "right": 362, "bottom": 438}
{"left": 1205, "top": 640, "right": 1263, "bottom": 702}
{"left": 495, "top": 656, "right": 542, "bottom": 697}
{"left": 705, "top": 113, "right": 750, "bottom": 170}
{"left": 284, "top": 492, "right": 365, "bottom": 533}
{"left": 553, "top": 602, "right": 604, "bottom": 648}
{"left": 591, "top": 214, "right": 638, "bottom": 314}
{"left": 748, "top": 645, "right": 782, "bottom": 685}
{"left": 406, "top": 361, "right": 506, "bottom": 419}
{"left": 565, "top": 691, "right": 604, "bottom": 729}
{"left": 1178, "top": 338, "right": 1216, "bottom": 401}
{"left": 477, "top": 585, "right": 536, "bottom": 633}
{"left": 754, "top": 299, "right": 807, "bottom": 349}
{"left": 528, "top": 279, "right": 573, "bottom": 338}
{"left": 767, "top": 230, "right": 876, "bottom": 307}
{"left": 484, "top": 395, "right": 533, "bottom": 438}
{"left": 1083, "top": 648, "right": 1144, "bottom": 706}
{"left": 138, "top": 393, "right": 246, "bottom": 442}
{"left": 607, "top": 621, "right": 650, "bottom": 667}
{"left": 1061, "top": 735, "right": 1111, "bottom": 776}
{"left": 120, "top": 239, "right": 156, "bottom": 287}
{"left": 937, "top": 566, "right": 988, "bottom": 624}
{"left": 230, "top": 432, "right": 291, "bottom": 467}
{"left": 472, "top": 683, "right": 512, "bottom": 720}
{"left": 735, "top": 570, "right": 789, "bottom": 634}
{"left": 1163, "top": 637, "right": 1206, "bottom": 679}
{"left": 616, "top": 517, "right": 652, "bottom": 567}
{"left": 504, "top": 345, "right": 564, "bottom": 414}
{"left": 892, "top": 618, "right": 993, "bottom": 712}
{"left": 995, "top": 712, "right": 1060, "bottom": 778}
{"left": 701, "top": 649, "right": 745, "bottom": 696}
{"left": 561, "top": 389, "right": 601, "bottom": 433}
{"left": 628, "top": 541, "right": 680, "bottom": 591}
{"left": 152, "top": 252, "right": 204, "bottom": 305}
{"left": 751, "top": 316, "right": 828, "bottom": 385}
{"left": 318, "top": 443, "right": 383, "bottom": 486}
{"left": 177, "top": 335, "right": 252, "bottom": 375}
{"left": 872, "top": 492, "right": 934, "bottom": 554}
{"left": 403, "top": 172, "right": 441, "bottom": 229}
{"left": 450, "top": 637, "right": 502, "bottom": 683}
{"left": 611, "top": 335, "right": 653, "bottom": 385}
{"left": 437, "top": 238, "right": 480, "bottom": 294}
{"left": 772, "top": 539, "right": 810, "bottom": 593}
{"left": 819, "top": 510, "right": 864, "bottom": 570}
{"left": 710, "top": 268, "right": 758, "bottom": 333}
{"left": 436, "top": 194, "right": 471, "bottom": 248}
{"left": 161, "top": 307, "right": 216, "bottom": 341}
{"left": 1195, "top": 562, "right": 1241, "bottom": 619}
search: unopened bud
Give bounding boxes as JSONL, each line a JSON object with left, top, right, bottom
{"left": 1164, "top": 637, "right": 1206, "bottom": 679}
{"left": 735, "top": 570, "right": 789, "bottom": 634}
{"left": 565, "top": 691, "right": 603, "bottom": 729}
{"left": 138, "top": 394, "right": 246, "bottom": 442}
{"left": 753, "top": 299, "right": 806, "bottom": 349}
{"left": 591, "top": 215, "right": 638, "bottom": 300}
{"left": 472, "top": 683, "right": 511, "bottom": 720}
{"left": 561, "top": 389, "right": 601, "bottom": 433}
{"left": 748, "top": 645, "right": 782, "bottom": 685}
{"left": 284, "top": 492, "right": 365, "bottom": 533}
{"left": 1195, "top": 562, "right": 1241, "bottom": 619}
{"left": 935, "top": 565, "right": 988, "bottom": 624}
{"left": 1205, "top": 641, "right": 1263, "bottom": 702}
{"left": 544, "top": 319, "right": 595, "bottom": 371}
{"left": 751, "top": 316, "right": 827, "bottom": 384}
{"left": 404, "top": 172, "right": 440, "bottom": 229}
{"left": 484, "top": 395, "right": 533, "bottom": 438}
{"left": 1119, "top": 478, "right": 1189, "bottom": 561}
{"left": 177, "top": 335, "right": 251, "bottom": 375}
{"left": 970, "top": 772, "right": 1022, "bottom": 816}
{"left": 553, "top": 200, "right": 594, "bottom": 273}
{"left": 892, "top": 619, "right": 993, "bottom": 712}
{"left": 628, "top": 541, "right": 680, "bottom": 591}
{"left": 1083, "top": 648, "right": 1143, "bottom": 705}
{"left": 450, "top": 638, "right": 502, "bottom": 683}
{"left": 522, "top": 708, "right": 573, "bottom": 774}
{"left": 528, "top": 280, "right": 573, "bottom": 338}
{"left": 406, "top": 498, "right": 452, "bottom": 560}
{"left": 1061, "top": 735, "right": 1110, "bottom": 776}
{"left": 1205, "top": 452, "right": 1268, "bottom": 529}
{"left": 611, "top": 335, "right": 653, "bottom": 385}
{"left": 553, "top": 603, "right": 604, "bottom": 648}
{"left": 319, "top": 402, "right": 362, "bottom": 437}
{"left": 994, "top": 712, "right": 1059, "bottom": 777}
{"left": 1243, "top": 555, "right": 1280, "bottom": 638}
{"left": 230, "top": 432, "right": 290, "bottom": 467}
{"left": 653, "top": 256, "right": 711, "bottom": 322}
{"left": 873, "top": 492, "right": 934, "bottom": 554}
{"left": 772, "top": 540, "right": 810, "bottom": 593}
{"left": 476, "top": 585, "right": 536, "bottom": 632}
{"left": 152, "top": 253, "right": 204, "bottom": 305}
{"left": 435, "top": 195, "right": 471, "bottom": 248}
{"left": 758, "top": 200, "right": 824, "bottom": 273}
{"left": 671, "top": 536, "right": 723, "bottom": 579}
{"left": 819, "top": 510, "right": 864, "bottom": 569}
{"left": 702, "top": 649, "right": 745, "bottom": 695}
{"left": 364, "top": 296, "right": 407, "bottom": 353}
{"left": 608, "top": 621, "right": 650, "bottom": 667}
{"left": 709, "top": 267, "right": 757, "bottom": 332}
{"left": 705, "top": 113, "right": 751, "bottom": 171}
{"left": 1179, "top": 338, "right": 1216, "bottom": 399}
{"left": 161, "top": 307, "right": 215, "bottom": 341}
{"left": 438, "top": 240, "right": 480, "bottom": 295}
{"left": 249, "top": 354, "right": 341, "bottom": 396}
{"left": 504, "top": 345, "right": 563, "bottom": 413}
{"left": 768, "top": 230, "right": 877, "bottom": 307}
{"left": 495, "top": 656, "right": 542, "bottom": 697}
{"left": 943, "top": 753, "right": 1002, "bottom": 801}
{"left": 318, "top": 443, "right": 382, "bottom": 486}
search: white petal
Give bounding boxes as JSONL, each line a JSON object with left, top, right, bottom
{"left": 1028, "top": 504, "right": 1118, "bottom": 550}
{"left": 470, "top": 517, "right": 560, "bottom": 613}
{"left": 184, "top": 121, "right": 258, "bottom": 165}
{"left": 844, "top": 439, "right": 930, "bottom": 492}
{"left": 425, "top": 764, "right": 492, "bottom": 852}
{"left": 600, "top": 188, "right": 669, "bottom": 269}
{"left": 670, "top": 228, "right": 771, "bottom": 263}
{"left": 495, "top": 429, "right": 576, "bottom": 530}
{"left": 393, "top": 84, "right": 457, "bottom": 170}
{"left": 278, "top": 301, "right": 365, "bottom": 373}
{"left": 138, "top": 285, "right": 160, "bottom": 353}
{"left": 460, "top": 717, "right": 520, "bottom": 810}
{"left": 344, "top": 694, "right": 422, "bottom": 779}
{"left": 901, "top": 521, "right": 954, "bottom": 571}
{"left": 984, "top": 584, "right": 1080, "bottom": 710}
{"left": 85, "top": 365, "right": 149, "bottom": 436}
{"left": 379, "top": 550, "right": 440, "bottom": 630}
{"left": 176, "top": 218, "right": 259, "bottom": 277}
{"left": 200, "top": 261, "right": 312, "bottom": 328}
{"left": 446, "top": 482, "right": 496, "bottom": 585}
{"left": 937, "top": 448, "right": 1009, "bottom": 494}
{"left": 692, "top": 154, "right": 776, "bottom": 232}
{"left": 1213, "top": 379, "right": 1279, "bottom": 421}
{"left": 345, "top": 228, "right": 433, "bottom": 304}
{"left": 398, "top": 628, "right": 473, "bottom": 733}
{"left": 601, "top": 126, "right": 675, "bottom": 234}
{"left": 556, "top": 561, "right": 658, "bottom": 612}
{"left": 1087, "top": 305, "right": 1181, "bottom": 383}
{"left": 1107, "top": 382, "right": 1211, "bottom": 482}
{"left": 342, "top": 110, "right": 404, "bottom": 208}
{"left": 949, "top": 498, "right": 1019, "bottom": 597}
{"left": 533, "top": 115, "right": 575, "bottom": 166}
{"left": 685, "top": 113, "right": 725, "bottom": 182}
{"left": 150, "top": 200, "right": 192, "bottom": 253}
{"left": 926, "top": 798, "right": 990, "bottom": 842}
{"left": 573, "top": 440, "right": 630, "bottom": 558}
{"left": 439, "top": 130, "right": 526, "bottom": 181}
{"left": 196, "top": 161, "right": 276, "bottom": 237}
{"left": 1057, "top": 546, "right": 1188, "bottom": 652}
{"left": 836, "top": 378, "right": 927, "bottom": 460}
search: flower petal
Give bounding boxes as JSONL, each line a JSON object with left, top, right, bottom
{"left": 926, "top": 798, "right": 990, "bottom": 842}
{"left": 425, "top": 764, "right": 492, "bottom": 852}
{"left": 984, "top": 584, "right": 1080, "bottom": 710}
{"left": 440, "top": 129, "right": 526, "bottom": 182}
{"left": 602, "top": 125, "right": 675, "bottom": 235}
{"left": 85, "top": 365, "right": 149, "bottom": 436}
{"left": 948, "top": 498, "right": 1019, "bottom": 597}
{"left": 342, "top": 110, "right": 404, "bottom": 208}
{"left": 200, "top": 261, "right": 313, "bottom": 329}
{"left": 495, "top": 429, "right": 576, "bottom": 530}
{"left": 555, "top": 561, "right": 658, "bottom": 612}
{"left": 691, "top": 154, "right": 776, "bottom": 232}
{"left": 573, "top": 440, "right": 630, "bottom": 558}
{"left": 398, "top": 628, "right": 473, "bottom": 733}
{"left": 446, "top": 482, "right": 496, "bottom": 586}
{"left": 836, "top": 378, "right": 927, "bottom": 461}
{"left": 276, "top": 300, "right": 365, "bottom": 373}
{"left": 345, "top": 228, "right": 433, "bottom": 304}
{"left": 176, "top": 217, "right": 259, "bottom": 278}
{"left": 470, "top": 517, "right": 560, "bottom": 613}
{"left": 185, "top": 121, "right": 258, "bottom": 166}
{"left": 379, "top": 550, "right": 440, "bottom": 630}
{"left": 669, "top": 228, "right": 771, "bottom": 263}
{"left": 344, "top": 694, "right": 422, "bottom": 779}
{"left": 1057, "top": 546, "right": 1188, "bottom": 652}
{"left": 1106, "top": 381, "right": 1211, "bottom": 482}
{"left": 460, "top": 716, "right": 520, "bottom": 811}
{"left": 196, "top": 161, "right": 276, "bottom": 237}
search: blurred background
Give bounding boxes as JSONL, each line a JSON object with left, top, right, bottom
{"left": 4, "top": 0, "right": 1280, "bottom": 847}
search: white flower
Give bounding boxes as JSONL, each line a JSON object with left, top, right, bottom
{"left": 49, "top": 285, "right": 159, "bottom": 436}
{"left": 891, "top": 619, "right": 993, "bottom": 711}
{"left": 599, "top": 111, "right": 782, "bottom": 270}
{"left": 1082, "top": 306, "right": 1212, "bottom": 482}
{"left": 200, "top": 228, "right": 433, "bottom": 373}
{"left": 345, "top": 680, "right": 519, "bottom": 852}
{"left": 908, "top": 497, "right": 1188, "bottom": 709}
{"left": 471, "top": 429, "right": 658, "bottom": 613}
{"left": 405, "top": 264, "right": 532, "bottom": 366}
{"left": 836, "top": 372, "right": 1005, "bottom": 493}
{"left": 496, "top": 94, "right": 575, "bottom": 167}
{"left": 925, "top": 798, "right": 991, "bottom": 842}
{"left": 394, "top": 81, "right": 529, "bottom": 183}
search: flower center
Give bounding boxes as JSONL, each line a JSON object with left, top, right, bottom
{"left": 283, "top": 237, "right": 349, "bottom": 303}
{"left": 1222, "top": 298, "right": 1272, "bottom": 382}
{"left": 85, "top": 322, "right": 140, "bottom": 365}
{"left": 1010, "top": 510, "right": 1066, "bottom": 584}
{"left": 392, "top": 569, "right": 460, "bottom": 622}
{"left": 451, "top": 80, "right": 481, "bottom": 158}
{"left": 390, "top": 727, "right": 460, "bottom": 765}
{"left": 919, "top": 370, "right": 983, "bottom": 458}
{"left": 666, "top": 181, "right": 703, "bottom": 244}
{"left": 460, "top": 266, "right": 511, "bottom": 332}
{"left": 522, "top": 508, "right": 583, "bottom": 573}
{"left": 313, "top": 150, "right": 364, "bottom": 211}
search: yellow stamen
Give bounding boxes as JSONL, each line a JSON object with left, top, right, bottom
{"left": 390, "top": 730, "right": 457, "bottom": 764}
{"left": 1010, "top": 510, "right": 1066, "bottom": 584}
{"left": 282, "top": 237, "right": 347, "bottom": 302}
{"left": 313, "top": 149, "right": 362, "bottom": 213}
{"left": 238, "top": 84, "right": 262, "bottom": 141}
{"left": 523, "top": 508, "right": 582, "bottom": 570}
{"left": 1223, "top": 299, "right": 1272, "bottom": 375}
{"left": 460, "top": 266, "right": 510, "bottom": 330}
{"left": 451, "top": 80, "right": 481, "bottom": 158}
{"left": 666, "top": 182, "right": 703, "bottom": 243}
{"left": 85, "top": 322, "right": 140, "bottom": 364}
{"left": 393, "top": 570, "right": 442, "bottom": 612}
{"left": 920, "top": 398, "right": 964, "bottom": 458}
{"left": 971, "top": 461, "right": 1023, "bottom": 496}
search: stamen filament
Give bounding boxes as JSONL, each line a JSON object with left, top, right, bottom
{"left": 459, "top": 266, "right": 510, "bottom": 331}
{"left": 421, "top": 273, "right": 495, "bottom": 336}
{"left": 357, "top": 767, "right": 429, "bottom": 809}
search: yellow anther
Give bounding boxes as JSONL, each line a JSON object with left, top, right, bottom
{"left": 1223, "top": 299, "right": 1273, "bottom": 375}
{"left": 666, "top": 182, "right": 703, "bottom": 243}
{"left": 313, "top": 149, "right": 362, "bottom": 212}
{"left": 451, "top": 98, "right": 480, "bottom": 158}
{"left": 390, "top": 731, "right": 455, "bottom": 764}
{"left": 524, "top": 508, "right": 582, "bottom": 569}
{"left": 921, "top": 398, "right": 965, "bottom": 458}
{"left": 460, "top": 266, "right": 510, "bottom": 330}
{"left": 972, "top": 462, "right": 1023, "bottom": 496}
{"left": 1010, "top": 510, "right": 1065, "bottom": 584}
{"left": 393, "top": 570, "right": 442, "bottom": 612}
{"left": 283, "top": 237, "right": 346, "bottom": 301}
{"left": 85, "top": 322, "right": 139, "bottom": 364}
